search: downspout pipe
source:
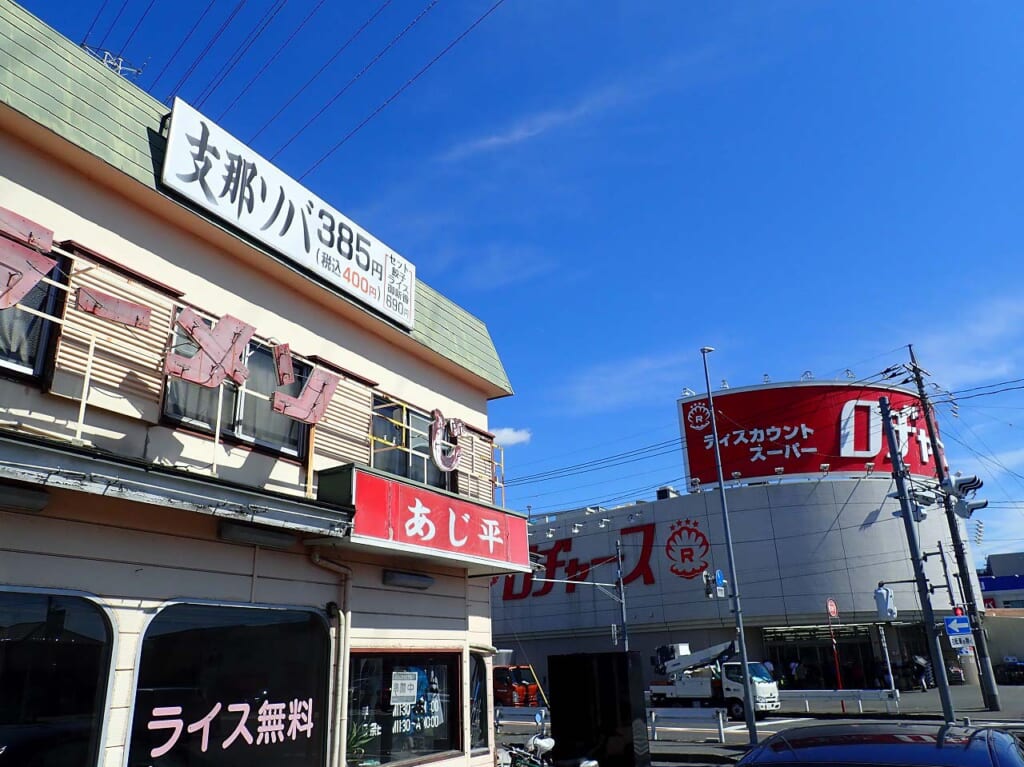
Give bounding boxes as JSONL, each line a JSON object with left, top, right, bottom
{"left": 310, "top": 549, "right": 353, "bottom": 767}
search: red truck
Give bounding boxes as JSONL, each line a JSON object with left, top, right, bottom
{"left": 493, "top": 664, "right": 540, "bottom": 707}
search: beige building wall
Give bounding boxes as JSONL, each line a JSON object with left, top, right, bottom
{"left": 0, "top": 129, "right": 489, "bottom": 422}
{"left": 0, "top": 10, "right": 516, "bottom": 766}
{"left": 2, "top": 493, "right": 495, "bottom": 767}
{"left": 0, "top": 129, "right": 498, "bottom": 503}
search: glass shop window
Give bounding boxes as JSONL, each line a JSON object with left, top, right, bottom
{"left": 127, "top": 603, "right": 329, "bottom": 767}
{"left": 347, "top": 652, "right": 460, "bottom": 765}
{"left": 0, "top": 590, "right": 113, "bottom": 766}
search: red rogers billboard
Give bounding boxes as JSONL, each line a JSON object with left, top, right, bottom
{"left": 678, "top": 382, "right": 937, "bottom": 486}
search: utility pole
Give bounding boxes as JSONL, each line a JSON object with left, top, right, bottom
{"left": 907, "top": 345, "right": 1001, "bottom": 711}
{"left": 616, "top": 538, "right": 630, "bottom": 652}
{"left": 880, "top": 396, "right": 955, "bottom": 723}
{"left": 701, "top": 347, "right": 757, "bottom": 745}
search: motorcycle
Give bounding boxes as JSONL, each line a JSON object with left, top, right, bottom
{"left": 495, "top": 710, "right": 597, "bottom": 767}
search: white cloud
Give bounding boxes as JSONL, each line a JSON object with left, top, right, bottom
{"left": 559, "top": 352, "right": 692, "bottom": 416}
{"left": 440, "top": 46, "right": 720, "bottom": 163}
{"left": 440, "top": 84, "right": 629, "bottom": 163}
{"left": 917, "top": 297, "right": 1024, "bottom": 390}
{"left": 492, "top": 427, "right": 532, "bottom": 446}
{"left": 457, "top": 243, "right": 554, "bottom": 291}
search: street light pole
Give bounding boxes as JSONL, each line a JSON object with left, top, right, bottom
{"left": 700, "top": 346, "right": 757, "bottom": 745}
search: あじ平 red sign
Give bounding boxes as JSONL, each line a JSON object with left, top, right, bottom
{"left": 350, "top": 469, "right": 530, "bottom": 571}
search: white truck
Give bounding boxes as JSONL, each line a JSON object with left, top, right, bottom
{"left": 647, "top": 641, "right": 780, "bottom": 720}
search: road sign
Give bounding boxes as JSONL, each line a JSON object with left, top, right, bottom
{"left": 949, "top": 635, "right": 975, "bottom": 649}
{"left": 826, "top": 598, "right": 839, "bottom": 618}
{"left": 944, "top": 616, "right": 971, "bottom": 636}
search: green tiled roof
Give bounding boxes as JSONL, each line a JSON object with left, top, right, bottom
{"left": 0, "top": 1, "right": 512, "bottom": 397}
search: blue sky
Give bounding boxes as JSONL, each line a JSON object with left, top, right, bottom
{"left": 22, "top": 1, "right": 1024, "bottom": 565}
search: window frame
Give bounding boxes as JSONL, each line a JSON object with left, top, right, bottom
{"left": 346, "top": 649, "right": 464, "bottom": 767}
{"left": 468, "top": 653, "right": 490, "bottom": 754}
{"left": 370, "top": 395, "right": 457, "bottom": 493}
{"left": 0, "top": 255, "right": 68, "bottom": 380}
{"left": 0, "top": 586, "right": 117, "bottom": 767}
{"left": 162, "top": 325, "right": 311, "bottom": 459}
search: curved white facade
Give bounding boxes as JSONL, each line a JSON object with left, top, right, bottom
{"left": 492, "top": 477, "right": 979, "bottom": 686}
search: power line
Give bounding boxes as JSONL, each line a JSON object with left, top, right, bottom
{"left": 507, "top": 364, "right": 892, "bottom": 491}
{"left": 269, "top": 0, "right": 441, "bottom": 162}
{"left": 516, "top": 462, "right": 686, "bottom": 502}
{"left": 509, "top": 357, "right": 902, "bottom": 515}
{"left": 82, "top": 0, "right": 112, "bottom": 46}
{"left": 148, "top": 1, "right": 217, "bottom": 94}
{"left": 249, "top": 0, "right": 394, "bottom": 144}
{"left": 508, "top": 364, "right": 898, "bottom": 515}
{"left": 116, "top": 0, "right": 157, "bottom": 58}
{"left": 949, "top": 376, "right": 1024, "bottom": 397}
{"left": 195, "top": 0, "right": 286, "bottom": 110}
{"left": 524, "top": 475, "right": 685, "bottom": 514}
{"left": 216, "top": 0, "right": 329, "bottom": 122}
{"left": 97, "top": 0, "right": 130, "bottom": 50}
{"left": 298, "top": 0, "right": 511, "bottom": 181}
{"left": 508, "top": 447, "right": 684, "bottom": 490}
{"left": 507, "top": 438, "right": 682, "bottom": 486}
{"left": 164, "top": 1, "right": 248, "bottom": 105}
{"left": 941, "top": 383, "right": 1024, "bottom": 403}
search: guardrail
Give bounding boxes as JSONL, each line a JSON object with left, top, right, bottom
{"left": 778, "top": 688, "right": 900, "bottom": 714}
{"left": 647, "top": 708, "right": 727, "bottom": 743}
{"left": 495, "top": 706, "right": 549, "bottom": 727}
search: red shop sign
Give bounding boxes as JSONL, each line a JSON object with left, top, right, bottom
{"left": 679, "top": 382, "right": 934, "bottom": 486}
{"left": 349, "top": 468, "right": 530, "bottom": 571}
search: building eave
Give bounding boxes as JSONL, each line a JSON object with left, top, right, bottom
{"left": 0, "top": 429, "right": 353, "bottom": 537}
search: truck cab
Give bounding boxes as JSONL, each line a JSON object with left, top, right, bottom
{"left": 493, "top": 664, "right": 540, "bottom": 707}
{"left": 721, "top": 661, "right": 780, "bottom": 718}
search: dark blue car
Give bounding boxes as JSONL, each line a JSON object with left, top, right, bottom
{"left": 738, "top": 723, "right": 1024, "bottom": 767}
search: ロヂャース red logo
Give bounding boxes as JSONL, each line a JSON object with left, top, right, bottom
{"left": 665, "top": 518, "right": 709, "bottom": 579}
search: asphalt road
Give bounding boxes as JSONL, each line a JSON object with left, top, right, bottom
{"left": 497, "top": 684, "right": 1024, "bottom": 767}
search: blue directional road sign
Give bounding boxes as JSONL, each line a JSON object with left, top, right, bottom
{"left": 944, "top": 616, "right": 971, "bottom": 636}
{"left": 714, "top": 569, "right": 725, "bottom": 599}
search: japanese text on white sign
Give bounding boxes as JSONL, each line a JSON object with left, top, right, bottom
{"left": 162, "top": 99, "right": 415, "bottom": 328}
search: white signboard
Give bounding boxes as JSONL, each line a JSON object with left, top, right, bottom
{"left": 162, "top": 98, "right": 415, "bottom": 328}
{"left": 949, "top": 635, "right": 975, "bottom": 649}
{"left": 390, "top": 671, "right": 419, "bottom": 705}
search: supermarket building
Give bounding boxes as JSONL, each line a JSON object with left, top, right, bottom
{"left": 493, "top": 382, "right": 985, "bottom": 691}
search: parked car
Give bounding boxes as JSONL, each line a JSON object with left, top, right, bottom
{"left": 738, "top": 723, "right": 1024, "bottom": 767}
{"left": 994, "top": 658, "right": 1024, "bottom": 685}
